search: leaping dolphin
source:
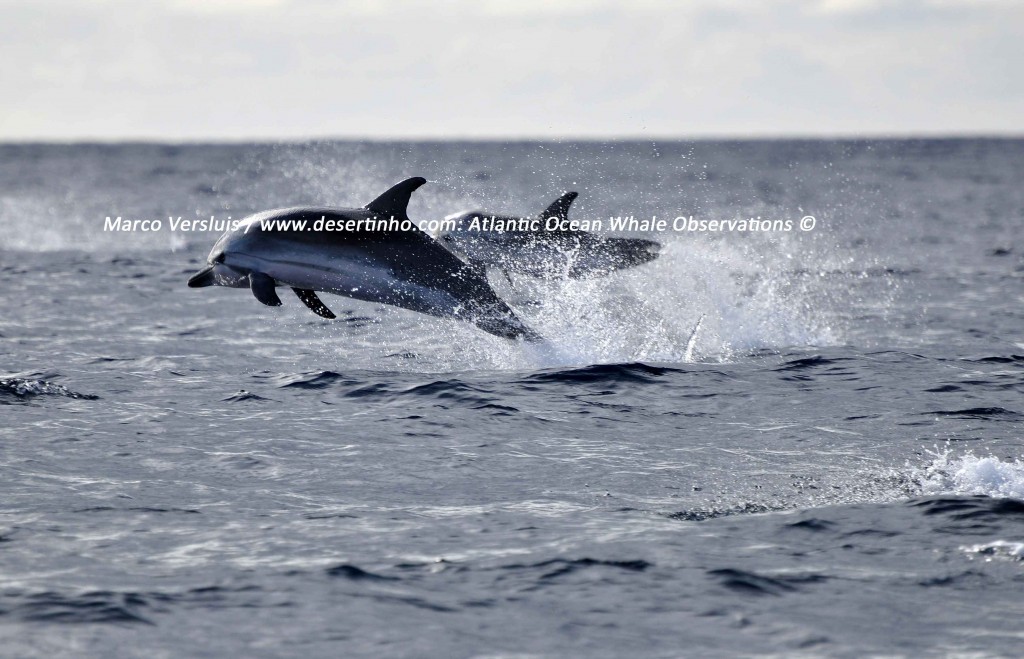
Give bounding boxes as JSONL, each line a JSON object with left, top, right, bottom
{"left": 187, "top": 177, "right": 543, "bottom": 342}
{"left": 439, "top": 192, "right": 661, "bottom": 280}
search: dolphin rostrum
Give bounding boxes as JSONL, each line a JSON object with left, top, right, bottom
{"left": 187, "top": 177, "right": 543, "bottom": 342}
{"left": 439, "top": 192, "right": 661, "bottom": 280}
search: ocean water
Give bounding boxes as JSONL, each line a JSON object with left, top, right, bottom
{"left": 1, "top": 139, "right": 1023, "bottom": 657}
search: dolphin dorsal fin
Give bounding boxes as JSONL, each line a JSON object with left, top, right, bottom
{"left": 537, "top": 191, "right": 578, "bottom": 225}
{"left": 364, "top": 177, "right": 427, "bottom": 220}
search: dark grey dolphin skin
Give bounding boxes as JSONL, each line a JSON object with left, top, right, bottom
{"left": 187, "top": 177, "right": 543, "bottom": 342}
{"left": 439, "top": 192, "right": 661, "bottom": 279}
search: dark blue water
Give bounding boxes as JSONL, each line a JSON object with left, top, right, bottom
{"left": 2, "top": 140, "right": 1023, "bottom": 657}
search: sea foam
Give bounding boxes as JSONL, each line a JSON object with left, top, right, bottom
{"left": 916, "top": 449, "right": 1024, "bottom": 499}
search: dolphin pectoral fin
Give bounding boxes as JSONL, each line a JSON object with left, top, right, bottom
{"left": 292, "top": 288, "right": 336, "bottom": 319}
{"left": 249, "top": 272, "right": 282, "bottom": 307}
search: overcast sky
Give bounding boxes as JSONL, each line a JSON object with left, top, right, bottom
{"left": 0, "top": 0, "right": 1021, "bottom": 140}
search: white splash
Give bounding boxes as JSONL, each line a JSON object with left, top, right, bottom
{"left": 915, "top": 449, "right": 1024, "bottom": 499}
{"left": 961, "top": 540, "right": 1024, "bottom": 562}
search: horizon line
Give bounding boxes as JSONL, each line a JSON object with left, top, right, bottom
{"left": 2, "top": 131, "right": 1023, "bottom": 146}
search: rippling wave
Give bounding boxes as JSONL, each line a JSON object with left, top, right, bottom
{"left": 2, "top": 140, "right": 1023, "bottom": 656}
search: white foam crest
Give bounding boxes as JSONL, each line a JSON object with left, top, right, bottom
{"left": 915, "top": 449, "right": 1024, "bottom": 499}
{"left": 961, "top": 541, "right": 1024, "bottom": 562}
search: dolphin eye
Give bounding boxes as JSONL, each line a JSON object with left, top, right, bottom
{"left": 212, "top": 252, "right": 226, "bottom": 264}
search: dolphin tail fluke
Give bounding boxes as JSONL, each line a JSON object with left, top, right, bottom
{"left": 249, "top": 272, "right": 282, "bottom": 307}
{"left": 537, "top": 191, "right": 578, "bottom": 227}
{"left": 519, "top": 325, "right": 545, "bottom": 344}
{"left": 472, "top": 309, "right": 544, "bottom": 343}
{"left": 465, "top": 260, "right": 488, "bottom": 281}
{"left": 293, "top": 288, "right": 336, "bottom": 319}
{"left": 364, "top": 177, "right": 427, "bottom": 221}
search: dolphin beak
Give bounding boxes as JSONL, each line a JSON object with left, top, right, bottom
{"left": 188, "top": 265, "right": 216, "bottom": 288}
